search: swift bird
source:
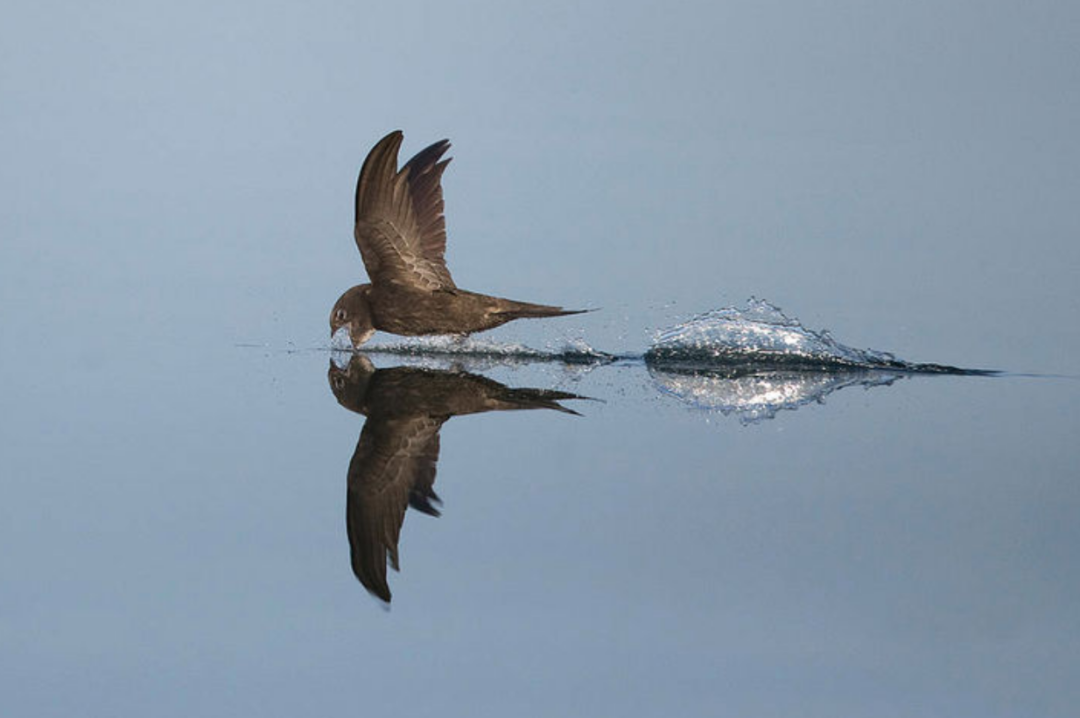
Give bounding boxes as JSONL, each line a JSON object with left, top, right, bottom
{"left": 330, "top": 130, "right": 586, "bottom": 348}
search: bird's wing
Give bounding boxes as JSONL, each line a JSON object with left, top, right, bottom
{"left": 401, "top": 137, "right": 454, "bottom": 282}
{"left": 353, "top": 131, "right": 456, "bottom": 291}
{"left": 346, "top": 414, "right": 444, "bottom": 602}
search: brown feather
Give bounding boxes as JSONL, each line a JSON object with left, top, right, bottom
{"left": 353, "top": 131, "right": 456, "bottom": 291}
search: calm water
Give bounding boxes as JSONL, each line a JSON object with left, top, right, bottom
{"left": 2, "top": 318, "right": 1077, "bottom": 716}
{"left": 4, "top": 1, "right": 1080, "bottom": 716}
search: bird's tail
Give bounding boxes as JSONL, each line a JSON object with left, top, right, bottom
{"left": 493, "top": 301, "right": 593, "bottom": 321}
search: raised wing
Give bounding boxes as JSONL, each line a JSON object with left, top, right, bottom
{"left": 345, "top": 414, "right": 444, "bottom": 602}
{"left": 353, "top": 131, "right": 456, "bottom": 291}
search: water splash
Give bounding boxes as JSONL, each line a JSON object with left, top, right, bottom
{"left": 642, "top": 298, "right": 992, "bottom": 422}
{"left": 360, "top": 335, "right": 621, "bottom": 369}
{"left": 645, "top": 298, "right": 968, "bottom": 373}
{"left": 330, "top": 326, "right": 356, "bottom": 352}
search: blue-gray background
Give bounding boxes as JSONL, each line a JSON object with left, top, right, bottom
{"left": 2, "top": 1, "right": 1078, "bottom": 716}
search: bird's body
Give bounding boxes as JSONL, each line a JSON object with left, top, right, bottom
{"left": 342, "top": 282, "right": 579, "bottom": 338}
{"left": 331, "top": 131, "right": 584, "bottom": 348}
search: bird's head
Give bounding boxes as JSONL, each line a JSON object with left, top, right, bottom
{"left": 330, "top": 284, "right": 375, "bottom": 349}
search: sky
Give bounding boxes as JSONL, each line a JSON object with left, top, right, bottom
{"left": 3, "top": 0, "right": 1079, "bottom": 369}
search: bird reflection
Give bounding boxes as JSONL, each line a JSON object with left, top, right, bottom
{"left": 328, "top": 354, "right": 583, "bottom": 602}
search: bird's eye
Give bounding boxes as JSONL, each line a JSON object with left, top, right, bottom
{"left": 335, "top": 308, "right": 347, "bottom": 321}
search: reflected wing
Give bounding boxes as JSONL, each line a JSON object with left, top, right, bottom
{"left": 353, "top": 131, "right": 456, "bottom": 291}
{"left": 346, "top": 414, "right": 444, "bottom": 602}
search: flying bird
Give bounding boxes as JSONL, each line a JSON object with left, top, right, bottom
{"left": 330, "top": 131, "right": 586, "bottom": 348}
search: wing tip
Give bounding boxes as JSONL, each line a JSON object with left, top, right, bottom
{"left": 357, "top": 130, "right": 408, "bottom": 221}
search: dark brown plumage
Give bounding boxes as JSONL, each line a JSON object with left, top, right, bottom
{"left": 330, "top": 131, "right": 586, "bottom": 348}
{"left": 328, "top": 355, "right": 583, "bottom": 602}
